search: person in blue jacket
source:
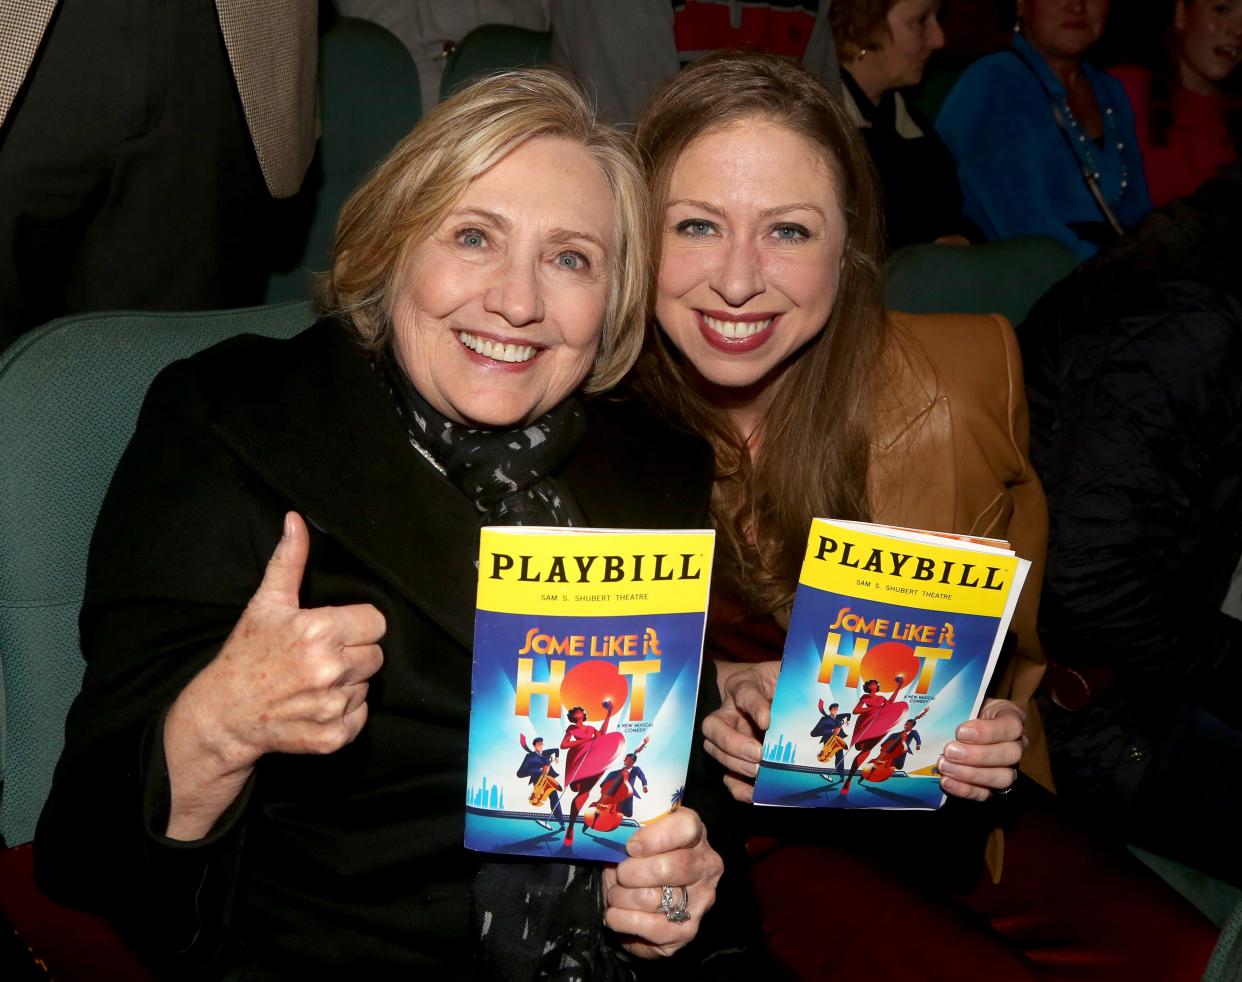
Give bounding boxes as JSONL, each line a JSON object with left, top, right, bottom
{"left": 936, "top": 0, "right": 1151, "bottom": 260}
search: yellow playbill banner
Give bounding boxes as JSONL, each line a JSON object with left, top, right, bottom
{"left": 799, "top": 518, "right": 1021, "bottom": 618}
{"left": 476, "top": 527, "right": 715, "bottom": 616}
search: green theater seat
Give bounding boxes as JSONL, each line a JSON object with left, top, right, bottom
{"left": 265, "top": 17, "right": 422, "bottom": 303}
{"left": 885, "top": 236, "right": 1080, "bottom": 327}
{"left": 440, "top": 24, "right": 552, "bottom": 100}
{"left": 0, "top": 302, "right": 315, "bottom": 978}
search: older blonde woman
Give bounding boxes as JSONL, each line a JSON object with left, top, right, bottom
{"left": 34, "top": 69, "right": 726, "bottom": 979}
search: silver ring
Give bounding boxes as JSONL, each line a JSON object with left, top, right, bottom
{"left": 658, "top": 884, "right": 692, "bottom": 923}
{"left": 994, "top": 768, "right": 1019, "bottom": 796}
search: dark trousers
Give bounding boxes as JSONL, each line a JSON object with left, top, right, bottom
{"left": 749, "top": 779, "right": 1219, "bottom": 980}
{"left": 0, "top": 0, "right": 273, "bottom": 350}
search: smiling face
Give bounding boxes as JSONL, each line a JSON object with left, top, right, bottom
{"left": 866, "top": 0, "right": 947, "bottom": 91}
{"left": 1018, "top": 0, "right": 1110, "bottom": 63}
{"left": 391, "top": 136, "right": 615, "bottom": 428}
{"left": 1177, "top": 0, "right": 1242, "bottom": 92}
{"left": 654, "top": 117, "right": 846, "bottom": 426}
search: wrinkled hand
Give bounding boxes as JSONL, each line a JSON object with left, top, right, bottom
{"left": 602, "top": 807, "right": 722, "bottom": 958}
{"left": 936, "top": 698, "right": 1027, "bottom": 801}
{"left": 164, "top": 512, "right": 386, "bottom": 838}
{"left": 701, "top": 661, "right": 780, "bottom": 803}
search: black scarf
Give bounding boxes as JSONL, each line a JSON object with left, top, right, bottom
{"left": 377, "top": 351, "right": 634, "bottom": 981}
{"left": 379, "top": 348, "right": 587, "bottom": 528}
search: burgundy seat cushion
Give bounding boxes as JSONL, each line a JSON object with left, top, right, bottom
{"left": 0, "top": 844, "right": 150, "bottom": 980}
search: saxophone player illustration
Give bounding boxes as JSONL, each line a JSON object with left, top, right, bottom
{"left": 517, "top": 735, "right": 564, "bottom": 831}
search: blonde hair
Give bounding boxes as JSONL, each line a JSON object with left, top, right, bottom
{"left": 319, "top": 68, "right": 649, "bottom": 393}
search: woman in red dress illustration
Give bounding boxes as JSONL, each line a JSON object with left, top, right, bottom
{"left": 560, "top": 699, "right": 619, "bottom": 844}
{"left": 841, "top": 676, "right": 912, "bottom": 795}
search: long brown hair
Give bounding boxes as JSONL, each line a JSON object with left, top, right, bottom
{"left": 631, "top": 51, "right": 889, "bottom": 618}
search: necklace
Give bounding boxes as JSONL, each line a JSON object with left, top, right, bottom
{"left": 1058, "top": 95, "right": 1131, "bottom": 203}
{"left": 406, "top": 433, "right": 448, "bottom": 476}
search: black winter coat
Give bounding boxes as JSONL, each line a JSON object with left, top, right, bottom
{"left": 33, "top": 319, "right": 724, "bottom": 978}
{"left": 1019, "top": 172, "right": 1242, "bottom": 706}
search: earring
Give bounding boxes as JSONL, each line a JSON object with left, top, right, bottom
{"left": 857, "top": 47, "right": 868, "bottom": 59}
{"left": 1013, "top": 18, "right": 1022, "bottom": 34}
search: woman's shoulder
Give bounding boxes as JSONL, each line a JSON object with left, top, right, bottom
{"left": 885, "top": 311, "right": 1017, "bottom": 378}
{"left": 944, "top": 48, "right": 1037, "bottom": 101}
{"left": 156, "top": 316, "right": 354, "bottom": 397}
{"left": 938, "top": 48, "right": 1045, "bottom": 130}
{"left": 876, "top": 312, "right": 1021, "bottom": 426}
{"left": 140, "top": 317, "right": 368, "bottom": 431}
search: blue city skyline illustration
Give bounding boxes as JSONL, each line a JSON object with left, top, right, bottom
{"left": 764, "top": 734, "right": 797, "bottom": 764}
{"left": 467, "top": 777, "right": 505, "bottom": 810}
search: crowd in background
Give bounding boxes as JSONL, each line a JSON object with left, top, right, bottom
{"left": 1, "top": 1, "right": 1240, "bottom": 979}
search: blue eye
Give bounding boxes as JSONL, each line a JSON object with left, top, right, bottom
{"left": 675, "top": 219, "right": 716, "bottom": 237}
{"left": 773, "top": 224, "right": 810, "bottom": 242}
{"left": 458, "top": 228, "right": 486, "bottom": 248}
{"left": 556, "top": 251, "right": 589, "bottom": 271}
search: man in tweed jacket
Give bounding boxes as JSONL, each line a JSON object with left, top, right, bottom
{"left": 0, "top": 0, "right": 317, "bottom": 348}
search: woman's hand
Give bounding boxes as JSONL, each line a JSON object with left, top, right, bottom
{"left": 936, "top": 698, "right": 1027, "bottom": 801}
{"left": 701, "top": 661, "right": 780, "bottom": 803}
{"left": 163, "top": 511, "right": 386, "bottom": 839}
{"left": 602, "top": 807, "right": 723, "bottom": 958}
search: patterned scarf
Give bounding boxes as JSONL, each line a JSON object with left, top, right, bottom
{"left": 378, "top": 348, "right": 586, "bottom": 528}
{"left": 377, "top": 351, "right": 634, "bottom": 981}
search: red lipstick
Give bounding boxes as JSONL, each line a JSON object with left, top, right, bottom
{"left": 695, "top": 310, "right": 780, "bottom": 353}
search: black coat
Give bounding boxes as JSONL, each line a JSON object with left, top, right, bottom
{"left": 33, "top": 319, "right": 717, "bottom": 977}
{"left": 1020, "top": 173, "right": 1242, "bottom": 701}
{"left": 1018, "top": 173, "right": 1242, "bottom": 858}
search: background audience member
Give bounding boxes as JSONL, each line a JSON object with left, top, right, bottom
{"left": 1020, "top": 166, "right": 1242, "bottom": 889}
{"left": 548, "top": 0, "right": 839, "bottom": 124}
{"left": 0, "top": 0, "right": 318, "bottom": 349}
{"left": 937, "top": 0, "right": 1151, "bottom": 260}
{"left": 1110, "top": 0, "right": 1241, "bottom": 207}
{"left": 832, "top": 0, "right": 978, "bottom": 249}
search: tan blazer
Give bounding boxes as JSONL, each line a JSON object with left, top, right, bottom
{"left": 871, "top": 312, "right": 1051, "bottom": 881}
{"left": 0, "top": 0, "right": 316, "bottom": 198}
{"left": 870, "top": 311, "right": 1052, "bottom": 792}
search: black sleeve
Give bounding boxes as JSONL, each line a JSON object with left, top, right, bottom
{"left": 1025, "top": 293, "right": 1242, "bottom": 706}
{"left": 33, "top": 359, "right": 282, "bottom": 971}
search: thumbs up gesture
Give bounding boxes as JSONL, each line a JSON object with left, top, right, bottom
{"left": 163, "top": 512, "right": 386, "bottom": 840}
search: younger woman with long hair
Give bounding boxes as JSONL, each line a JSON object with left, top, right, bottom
{"left": 630, "top": 49, "right": 1218, "bottom": 979}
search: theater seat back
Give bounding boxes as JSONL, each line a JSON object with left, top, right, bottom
{"left": 886, "top": 236, "right": 1080, "bottom": 327}
{"left": 0, "top": 302, "right": 315, "bottom": 847}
